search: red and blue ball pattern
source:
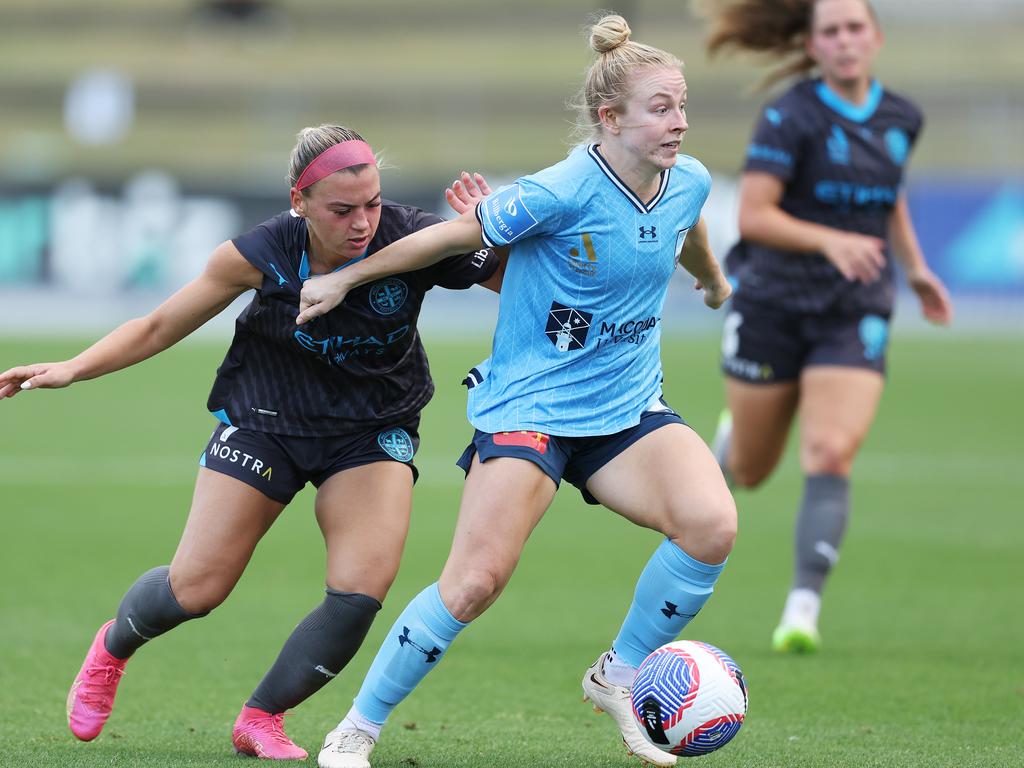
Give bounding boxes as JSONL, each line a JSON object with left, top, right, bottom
{"left": 631, "top": 641, "right": 747, "bottom": 757}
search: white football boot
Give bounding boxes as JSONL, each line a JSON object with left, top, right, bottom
{"left": 582, "top": 653, "right": 677, "bottom": 767}
{"left": 318, "top": 727, "right": 376, "bottom": 768}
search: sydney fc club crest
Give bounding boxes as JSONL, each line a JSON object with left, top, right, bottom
{"left": 545, "top": 300, "right": 592, "bottom": 352}
{"left": 369, "top": 279, "right": 409, "bottom": 315}
{"left": 377, "top": 428, "right": 415, "bottom": 462}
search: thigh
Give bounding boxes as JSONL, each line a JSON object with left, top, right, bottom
{"left": 314, "top": 461, "right": 414, "bottom": 602}
{"left": 799, "top": 366, "right": 885, "bottom": 476}
{"left": 585, "top": 423, "right": 736, "bottom": 564}
{"left": 438, "top": 454, "right": 557, "bottom": 617}
{"left": 725, "top": 376, "right": 799, "bottom": 487}
{"left": 170, "top": 467, "right": 287, "bottom": 612}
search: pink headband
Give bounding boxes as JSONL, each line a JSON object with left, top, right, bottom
{"left": 295, "top": 140, "right": 376, "bottom": 190}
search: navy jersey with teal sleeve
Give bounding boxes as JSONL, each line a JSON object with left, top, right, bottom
{"left": 467, "top": 144, "right": 711, "bottom": 437}
{"left": 206, "top": 203, "right": 500, "bottom": 437}
{"left": 727, "top": 78, "right": 923, "bottom": 314}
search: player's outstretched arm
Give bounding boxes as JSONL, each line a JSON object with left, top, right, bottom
{"left": 0, "top": 241, "right": 259, "bottom": 400}
{"left": 889, "top": 194, "right": 953, "bottom": 325}
{"left": 679, "top": 217, "right": 731, "bottom": 309}
{"left": 297, "top": 210, "right": 485, "bottom": 324}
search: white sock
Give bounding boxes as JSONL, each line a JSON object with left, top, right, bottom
{"left": 781, "top": 588, "right": 821, "bottom": 630}
{"left": 337, "top": 707, "right": 382, "bottom": 741}
{"left": 603, "top": 648, "right": 639, "bottom": 688}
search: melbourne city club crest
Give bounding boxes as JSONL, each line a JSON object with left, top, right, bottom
{"left": 545, "top": 300, "right": 593, "bottom": 352}
{"left": 377, "top": 428, "right": 415, "bottom": 462}
{"left": 369, "top": 279, "right": 409, "bottom": 315}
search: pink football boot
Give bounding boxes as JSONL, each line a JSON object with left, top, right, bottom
{"left": 66, "top": 620, "right": 128, "bottom": 741}
{"left": 232, "top": 704, "right": 308, "bottom": 760}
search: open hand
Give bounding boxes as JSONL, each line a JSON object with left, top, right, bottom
{"left": 445, "top": 172, "right": 492, "bottom": 216}
{"left": 0, "top": 362, "right": 75, "bottom": 399}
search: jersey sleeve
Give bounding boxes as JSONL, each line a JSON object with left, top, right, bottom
{"left": 428, "top": 248, "right": 501, "bottom": 290}
{"left": 231, "top": 212, "right": 304, "bottom": 284}
{"left": 685, "top": 159, "right": 713, "bottom": 230}
{"left": 475, "top": 178, "right": 568, "bottom": 248}
{"left": 397, "top": 205, "right": 501, "bottom": 289}
{"left": 742, "top": 101, "right": 804, "bottom": 182}
{"left": 232, "top": 223, "right": 280, "bottom": 272}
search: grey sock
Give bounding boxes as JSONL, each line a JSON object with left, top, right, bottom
{"left": 247, "top": 589, "right": 382, "bottom": 714}
{"left": 793, "top": 474, "right": 850, "bottom": 594}
{"left": 104, "top": 566, "right": 202, "bottom": 659}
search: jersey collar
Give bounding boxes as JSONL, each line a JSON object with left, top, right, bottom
{"left": 298, "top": 249, "right": 369, "bottom": 280}
{"left": 814, "top": 79, "right": 883, "bottom": 123}
{"left": 587, "top": 144, "right": 670, "bottom": 215}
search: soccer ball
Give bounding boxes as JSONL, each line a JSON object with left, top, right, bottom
{"left": 630, "top": 640, "right": 748, "bottom": 757}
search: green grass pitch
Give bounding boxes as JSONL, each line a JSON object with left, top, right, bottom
{"left": 0, "top": 333, "right": 1021, "bottom": 767}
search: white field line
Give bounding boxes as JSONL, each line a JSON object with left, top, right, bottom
{"left": 0, "top": 453, "right": 1021, "bottom": 488}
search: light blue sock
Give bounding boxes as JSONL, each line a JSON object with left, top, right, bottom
{"left": 353, "top": 583, "right": 467, "bottom": 725}
{"left": 612, "top": 539, "right": 726, "bottom": 668}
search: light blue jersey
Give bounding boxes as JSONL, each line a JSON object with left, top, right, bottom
{"left": 469, "top": 144, "right": 712, "bottom": 436}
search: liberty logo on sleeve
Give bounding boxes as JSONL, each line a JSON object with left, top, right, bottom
{"left": 545, "top": 300, "right": 592, "bottom": 352}
{"left": 485, "top": 184, "right": 539, "bottom": 244}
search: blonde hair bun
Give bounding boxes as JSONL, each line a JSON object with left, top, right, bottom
{"left": 590, "top": 14, "right": 631, "bottom": 54}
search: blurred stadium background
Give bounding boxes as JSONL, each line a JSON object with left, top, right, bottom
{"left": 0, "top": 0, "right": 1022, "bottom": 332}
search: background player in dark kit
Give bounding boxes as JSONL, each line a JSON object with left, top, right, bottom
{"left": 695, "top": 0, "right": 953, "bottom": 652}
{"left": 0, "top": 124, "right": 502, "bottom": 759}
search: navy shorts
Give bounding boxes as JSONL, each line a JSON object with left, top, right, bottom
{"left": 720, "top": 296, "right": 890, "bottom": 384}
{"left": 200, "top": 419, "right": 420, "bottom": 504}
{"left": 456, "top": 402, "right": 686, "bottom": 505}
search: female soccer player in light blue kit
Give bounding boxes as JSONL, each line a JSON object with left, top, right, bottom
{"left": 297, "top": 15, "right": 735, "bottom": 768}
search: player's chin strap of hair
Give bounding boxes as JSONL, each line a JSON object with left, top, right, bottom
{"left": 294, "top": 140, "right": 376, "bottom": 191}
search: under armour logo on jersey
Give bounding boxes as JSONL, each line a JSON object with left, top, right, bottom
{"left": 398, "top": 627, "right": 442, "bottom": 663}
{"left": 661, "top": 601, "right": 695, "bottom": 620}
{"left": 639, "top": 225, "right": 658, "bottom": 240}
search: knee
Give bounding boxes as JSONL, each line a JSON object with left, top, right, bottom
{"left": 442, "top": 567, "right": 508, "bottom": 622}
{"left": 802, "top": 435, "right": 856, "bottom": 476}
{"left": 668, "top": 494, "right": 737, "bottom": 565}
{"left": 168, "top": 569, "right": 230, "bottom": 615}
{"left": 729, "top": 460, "right": 771, "bottom": 490}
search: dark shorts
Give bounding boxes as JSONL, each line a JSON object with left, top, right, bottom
{"left": 720, "top": 296, "right": 890, "bottom": 384}
{"left": 200, "top": 419, "right": 420, "bottom": 504}
{"left": 456, "top": 402, "right": 686, "bottom": 505}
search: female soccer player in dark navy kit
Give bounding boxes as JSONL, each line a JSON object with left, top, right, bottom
{"left": 696, "top": 0, "right": 953, "bottom": 653}
{"left": 0, "top": 124, "right": 503, "bottom": 759}
{"left": 298, "top": 17, "right": 737, "bottom": 768}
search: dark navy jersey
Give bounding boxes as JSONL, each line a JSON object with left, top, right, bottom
{"left": 206, "top": 203, "right": 500, "bottom": 437}
{"left": 727, "top": 78, "right": 923, "bottom": 314}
